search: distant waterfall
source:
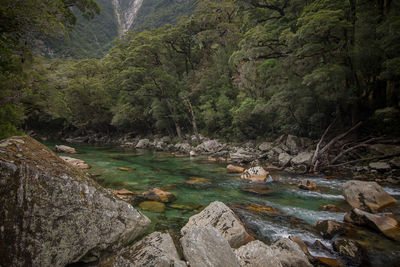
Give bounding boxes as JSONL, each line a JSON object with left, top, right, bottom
{"left": 112, "top": 0, "right": 144, "bottom": 35}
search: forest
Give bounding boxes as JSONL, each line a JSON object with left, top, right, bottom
{"left": 1, "top": 0, "right": 400, "bottom": 142}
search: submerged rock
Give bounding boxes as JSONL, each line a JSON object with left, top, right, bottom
{"left": 139, "top": 187, "right": 176, "bottom": 203}
{"left": 54, "top": 144, "right": 77, "bottom": 153}
{"left": 181, "top": 201, "right": 253, "bottom": 248}
{"left": 181, "top": 226, "right": 241, "bottom": 267}
{"left": 240, "top": 184, "right": 274, "bottom": 195}
{"left": 99, "top": 231, "right": 186, "bottom": 267}
{"left": 240, "top": 166, "right": 269, "bottom": 182}
{"left": 0, "top": 136, "right": 150, "bottom": 266}
{"left": 342, "top": 180, "right": 397, "bottom": 212}
{"left": 183, "top": 177, "right": 213, "bottom": 188}
{"left": 139, "top": 201, "right": 166, "bottom": 213}
{"left": 117, "top": 167, "right": 136, "bottom": 171}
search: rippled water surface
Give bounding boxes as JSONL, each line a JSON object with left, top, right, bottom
{"left": 48, "top": 143, "right": 400, "bottom": 265}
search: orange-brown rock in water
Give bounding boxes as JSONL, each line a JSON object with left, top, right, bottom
{"left": 345, "top": 208, "right": 400, "bottom": 241}
{"left": 140, "top": 187, "right": 176, "bottom": 203}
{"left": 227, "top": 164, "right": 245, "bottom": 173}
{"left": 298, "top": 179, "right": 317, "bottom": 191}
{"left": 342, "top": 180, "right": 397, "bottom": 212}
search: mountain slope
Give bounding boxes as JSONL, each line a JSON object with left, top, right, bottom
{"left": 37, "top": 0, "right": 195, "bottom": 58}
{"left": 130, "top": 0, "right": 196, "bottom": 32}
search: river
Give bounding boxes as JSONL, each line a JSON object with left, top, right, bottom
{"left": 48, "top": 142, "right": 400, "bottom": 266}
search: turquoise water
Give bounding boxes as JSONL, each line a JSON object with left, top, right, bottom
{"left": 48, "top": 142, "right": 400, "bottom": 265}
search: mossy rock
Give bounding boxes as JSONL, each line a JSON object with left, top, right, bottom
{"left": 139, "top": 201, "right": 166, "bottom": 213}
{"left": 183, "top": 177, "right": 213, "bottom": 188}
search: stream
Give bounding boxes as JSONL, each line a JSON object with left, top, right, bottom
{"left": 48, "top": 142, "right": 400, "bottom": 266}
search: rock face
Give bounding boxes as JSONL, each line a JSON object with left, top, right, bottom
{"left": 369, "top": 161, "right": 391, "bottom": 170}
{"left": 181, "top": 201, "right": 252, "bottom": 248}
{"left": 240, "top": 166, "right": 269, "bottom": 183}
{"left": 342, "top": 180, "right": 397, "bottom": 212}
{"left": 180, "top": 226, "right": 241, "bottom": 267}
{"left": 227, "top": 164, "right": 245, "bottom": 173}
{"left": 235, "top": 239, "right": 312, "bottom": 267}
{"left": 0, "top": 136, "right": 151, "bottom": 266}
{"left": 54, "top": 144, "right": 77, "bottom": 153}
{"left": 345, "top": 208, "right": 400, "bottom": 241}
{"left": 99, "top": 231, "right": 186, "bottom": 267}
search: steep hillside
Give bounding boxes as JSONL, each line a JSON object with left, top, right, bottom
{"left": 39, "top": 0, "right": 119, "bottom": 59}
{"left": 130, "top": 0, "right": 196, "bottom": 32}
{"left": 37, "top": 0, "right": 195, "bottom": 58}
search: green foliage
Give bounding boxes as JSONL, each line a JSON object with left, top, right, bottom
{"left": 42, "top": 0, "right": 117, "bottom": 59}
{"left": 3, "top": 0, "right": 400, "bottom": 140}
{"left": 131, "top": 0, "right": 196, "bottom": 32}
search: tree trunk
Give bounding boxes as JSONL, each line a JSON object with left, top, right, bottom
{"left": 185, "top": 98, "right": 200, "bottom": 143}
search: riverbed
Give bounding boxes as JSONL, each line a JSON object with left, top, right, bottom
{"left": 49, "top": 142, "right": 400, "bottom": 266}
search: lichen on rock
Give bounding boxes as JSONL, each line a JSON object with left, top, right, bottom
{"left": 0, "top": 136, "right": 150, "bottom": 267}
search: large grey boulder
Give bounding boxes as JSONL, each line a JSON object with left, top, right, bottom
{"left": 174, "top": 142, "right": 191, "bottom": 153}
{"left": 135, "top": 138, "right": 150, "bottom": 149}
{"left": 54, "top": 144, "right": 77, "bottom": 153}
{"left": 286, "top": 135, "right": 302, "bottom": 155}
{"left": 180, "top": 226, "right": 241, "bottom": 267}
{"left": 235, "top": 240, "right": 282, "bottom": 267}
{"left": 196, "top": 140, "right": 224, "bottom": 153}
{"left": 270, "top": 238, "right": 313, "bottom": 267}
{"left": 181, "top": 201, "right": 252, "bottom": 248}
{"left": 258, "top": 142, "right": 273, "bottom": 152}
{"left": 230, "top": 148, "right": 255, "bottom": 162}
{"left": 342, "top": 180, "right": 397, "bottom": 212}
{"left": 291, "top": 152, "right": 313, "bottom": 166}
{"left": 99, "top": 232, "right": 186, "bottom": 267}
{"left": 235, "top": 239, "right": 312, "bottom": 267}
{"left": 0, "top": 136, "right": 150, "bottom": 267}
{"left": 278, "top": 152, "right": 292, "bottom": 166}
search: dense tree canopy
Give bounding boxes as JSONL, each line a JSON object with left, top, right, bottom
{"left": 2, "top": 0, "right": 400, "bottom": 141}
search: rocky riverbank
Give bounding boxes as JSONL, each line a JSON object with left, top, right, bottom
{"left": 1, "top": 136, "right": 400, "bottom": 266}
{"left": 55, "top": 132, "right": 400, "bottom": 183}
